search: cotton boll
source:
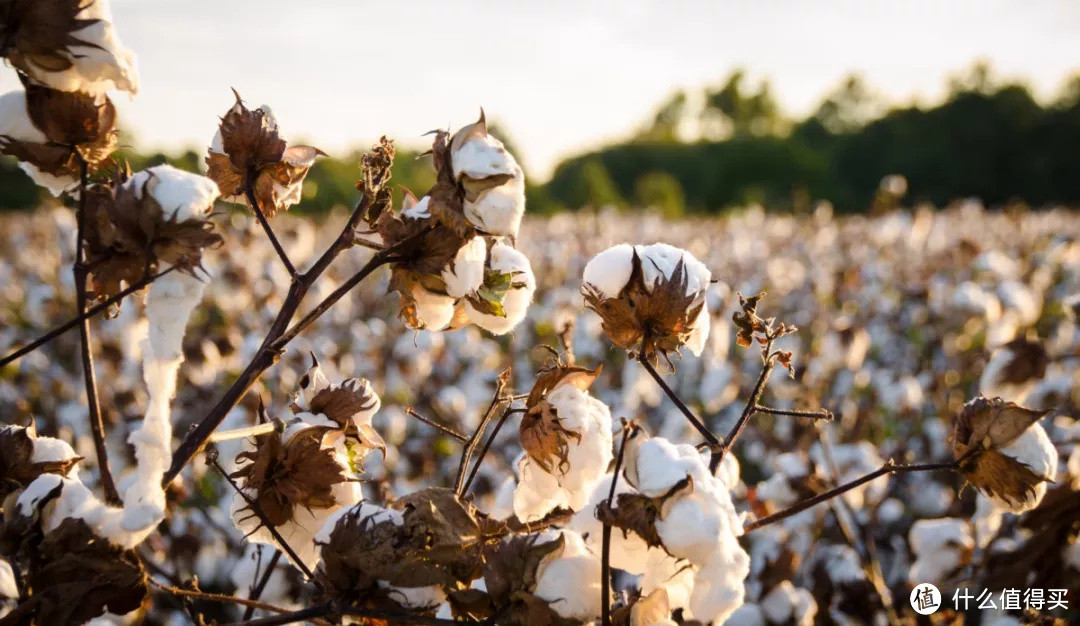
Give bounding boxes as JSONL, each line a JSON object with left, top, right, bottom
{"left": 991, "top": 422, "right": 1057, "bottom": 512}
{"left": 533, "top": 530, "right": 603, "bottom": 621}
{"left": 127, "top": 165, "right": 220, "bottom": 223}
{"left": 0, "top": 91, "right": 78, "bottom": 196}
{"left": 582, "top": 244, "right": 635, "bottom": 299}
{"left": 378, "top": 582, "right": 446, "bottom": 610}
{"left": 410, "top": 285, "right": 456, "bottom": 331}
{"left": 636, "top": 243, "right": 712, "bottom": 296}
{"left": 628, "top": 437, "right": 710, "bottom": 498}
{"left": 29, "top": 433, "right": 80, "bottom": 471}
{"left": 513, "top": 454, "right": 568, "bottom": 522}
{"left": 688, "top": 546, "right": 750, "bottom": 623}
{"left": 641, "top": 549, "right": 695, "bottom": 610}
{"left": 452, "top": 130, "right": 519, "bottom": 180}
{"left": 466, "top": 242, "right": 536, "bottom": 335}
{"left": 14, "top": 0, "right": 139, "bottom": 95}
{"left": 463, "top": 169, "right": 525, "bottom": 237}
{"left": 908, "top": 518, "right": 973, "bottom": 584}
{"left": 442, "top": 236, "right": 487, "bottom": 298}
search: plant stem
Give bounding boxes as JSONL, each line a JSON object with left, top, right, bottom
{"left": 756, "top": 406, "right": 833, "bottom": 421}
{"left": 0, "top": 267, "right": 173, "bottom": 369}
{"left": 601, "top": 424, "right": 633, "bottom": 626}
{"left": 150, "top": 578, "right": 289, "bottom": 614}
{"left": 744, "top": 460, "right": 958, "bottom": 532}
{"left": 208, "top": 455, "right": 321, "bottom": 587}
{"left": 637, "top": 352, "right": 720, "bottom": 447}
{"left": 222, "top": 602, "right": 332, "bottom": 626}
{"left": 405, "top": 407, "right": 468, "bottom": 443}
{"left": 454, "top": 372, "right": 510, "bottom": 495}
{"left": 462, "top": 407, "right": 522, "bottom": 493}
{"left": 713, "top": 359, "right": 774, "bottom": 471}
{"left": 243, "top": 549, "right": 283, "bottom": 621}
{"left": 245, "top": 178, "right": 298, "bottom": 280}
{"left": 73, "top": 157, "right": 120, "bottom": 505}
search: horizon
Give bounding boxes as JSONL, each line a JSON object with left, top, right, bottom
{"left": 1, "top": 0, "right": 1076, "bottom": 180}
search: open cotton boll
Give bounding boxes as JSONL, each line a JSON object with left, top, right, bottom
{"left": 636, "top": 243, "right": 712, "bottom": 295}
{"left": 378, "top": 581, "right": 447, "bottom": 611}
{"left": 442, "top": 236, "right": 487, "bottom": 298}
{"left": 991, "top": 422, "right": 1057, "bottom": 512}
{"left": 452, "top": 130, "right": 519, "bottom": 180}
{"left": 582, "top": 243, "right": 635, "bottom": 299}
{"left": 13, "top": 0, "right": 139, "bottom": 95}
{"left": 627, "top": 437, "right": 711, "bottom": 498}
{"left": 532, "top": 530, "right": 603, "bottom": 621}
{"left": 908, "top": 518, "right": 973, "bottom": 584}
{"left": 409, "top": 284, "right": 456, "bottom": 331}
{"left": 688, "top": 545, "right": 750, "bottom": 623}
{"left": 127, "top": 164, "right": 220, "bottom": 223}
{"left": 465, "top": 242, "right": 537, "bottom": 335}
{"left": 641, "top": 549, "right": 696, "bottom": 611}
{"left": 29, "top": 434, "right": 81, "bottom": 471}
{"left": 0, "top": 91, "right": 78, "bottom": 196}
{"left": 463, "top": 169, "right": 526, "bottom": 237}
{"left": 513, "top": 382, "right": 612, "bottom": 521}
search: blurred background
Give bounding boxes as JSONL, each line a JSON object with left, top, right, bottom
{"left": 1, "top": 0, "right": 1079, "bottom": 214}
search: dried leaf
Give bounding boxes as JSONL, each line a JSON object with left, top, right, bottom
{"left": 519, "top": 400, "right": 581, "bottom": 474}
{"left": 957, "top": 448, "right": 1049, "bottom": 509}
{"left": 953, "top": 396, "right": 1051, "bottom": 453}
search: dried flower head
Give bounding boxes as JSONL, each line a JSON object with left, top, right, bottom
{"left": 81, "top": 164, "right": 223, "bottom": 305}
{"left": 0, "top": 81, "right": 117, "bottom": 195}
{"left": 582, "top": 243, "right": 711, "bottom": 367}
{"left": 0, "top": 0, "right": 139, "bottom": 94}
{"left": 205, "top": 91, "right": 325, "bottom": 217}
{"left": 0, "top": 425, "right": 81, "bottom": 500}
{"left": 953, "top": 396, "right": 1057, "bottom": 512}
{"left": 422, "top": 111, "right": 526, "bottom": 238}
{"left": 520, "top": 362, "right": 601, "bottom": 473}
{"left": 13, "top": 517, "right": 147, "bottom": 623}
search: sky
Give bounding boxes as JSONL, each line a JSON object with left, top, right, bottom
{"left": 3, "top": 0, "right": 1077, "bottom": 179}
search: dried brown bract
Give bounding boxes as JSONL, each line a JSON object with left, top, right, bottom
{"left": 81, "top": 170, "right": 223, "bottom": 304}
{"left": 231, "top": 426, "right": 347, "bottom": 528}
{"left": 15, "top": 517, "right": 147, "bottom": 624}
{"left": 481, "top": 533, "right": 579, "bottom": 626}
{"left": 595, "top": 475, "right": 693, "bottom": 556}
{"left": 519, "top": 360, "right": 601, "bottom": 473}
{"left": 0, "top": 426, "right": 81, "bottom": 500}
{"left": 315, "top": 489, "right": 484, "bottom": 603}
{"left": 953, "top": 396, "right": 1054, "bottom": 508}
{"left": 0, "top": 0, "right": 99, "bottom": 75}
{"left": 205, "top": 90, "right": 325, "bottom": 217}
{"left": 0, "top": 78, "right": 117, "bottom": 177}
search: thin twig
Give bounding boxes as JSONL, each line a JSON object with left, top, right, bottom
{"left": 245, "top": 178, "right": 298, "bottom": 280}
{"left": 73, "top": 157, "right": 120, "bottom": 505}
{"left": 243, "top": 549, "right": 283, "bottom": 621}
{"left": 208, "top": 454, "right": 321, "bottom": 588}
{"left": 744, "top": 460, "right": 959, "bottom": 532}
{"left": 462, "top": 407, "right": 524, "bottom": 493}
{"left": 637, "top": 352, "right": 720, "bottom": 447}
{"left": 601, "top": 423, "right": 634, "bottom": 626}
{"left": 714, "top": 358, "right": 775, "bottom": 471}
{"left": 0, "top": 267, "right": 173, "bottom": 369}
{"left": 405, "top": 407, "right": 469, "bottom": 443}
{"left": 454, "top": 372, "right": 511, "bottom": 495}
{"left": 756, "top": 406, "right": 834, "bottom": 421}
{"left": 150, "top": 578, "right": 290, "bottom": 614}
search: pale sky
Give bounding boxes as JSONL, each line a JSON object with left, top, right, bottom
{"left": 3, "top": 0, "right": 1077, "bottom": 179}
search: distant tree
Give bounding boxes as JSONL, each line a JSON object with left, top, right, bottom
{"left": 637, "top": 90, "right": 689, "bottom": 142}
{"left": 634, "top": 171, "right": 685, "bottom": 217}
{"left": 811, "top": 74, "right": 879, "bottom": 134}
{"left": 703, "top": 70, "right": 785, "bottom": 138}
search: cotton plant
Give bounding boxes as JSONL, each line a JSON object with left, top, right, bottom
{"left": 907, "top": 518, "right": 974, "bottom": 585}
{"left": 513, "top": 360, "right": 613, "bottom": 522}
{"left": 229, "top": 358, "right": 384, "bottom": 569}
{"left": 363, "top": 120, "right": 537, "bottom": 333}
